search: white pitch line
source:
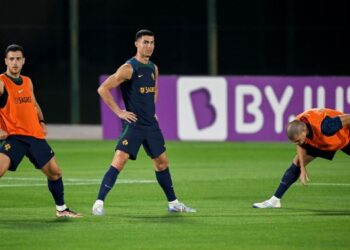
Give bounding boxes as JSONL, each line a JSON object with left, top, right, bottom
{"left": 0, "top": 177, "right": 156, "bottom": 188}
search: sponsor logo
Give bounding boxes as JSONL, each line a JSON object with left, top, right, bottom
{"left": 14, "top": 96, "right": 32, "bottom": 104}
{"left": 177, "top": 77, "right": 228, "bottom": 141}
{"left": 122, "top": 139, "right": 128, "bottom": 146}
{"left": 18, "top": 89, "right": 24, "bottom": 94}
{"left": 138, "top": 74, "right": 143, "bottom": 78}
{"left": 139, "top": 86, "right": 155, "bottom": 94}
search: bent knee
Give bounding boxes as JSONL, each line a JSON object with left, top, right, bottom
{"left": 112, "top": 151, "right": 130, "bottom": 171}
{"left": 47, "top": 168, "right": 62, "bottom": 180}
{"left": 0, "top": 154, "right": 11, "bottom": 177}
{"left": 154, "top": 157, "right": 169, "bottom": 171}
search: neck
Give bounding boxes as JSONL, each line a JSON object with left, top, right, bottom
{"left": 6, "top": 70, "right": 20, "bottom": 78}
{"left": 135, "top": 54, "right": 150, "bottom": 64}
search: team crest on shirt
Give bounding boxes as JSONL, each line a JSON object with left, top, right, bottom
{"left": 4, "top": 143, "right": 11, "bottom": 151}
{"left": 122, "top": 139, "right": 128, "bottom": 146}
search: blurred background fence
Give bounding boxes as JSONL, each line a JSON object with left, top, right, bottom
{"left": 0, "top": 0, "right": 349, "bottom": 124}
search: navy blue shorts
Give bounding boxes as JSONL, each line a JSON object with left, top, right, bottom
{"left": 0, "top": 135, "right": 55, "bottom": 171}
{"left": 116, "top": 122, "right": 166, "bottom": 160}
{"left": 303, "top": 142, "right": 350, "bottom": 160}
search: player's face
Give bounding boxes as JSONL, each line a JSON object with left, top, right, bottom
{"left": 292, "top": 131, "right": 307, "bottom": 146}
{"left": 5, "top": 51, "right": 25, "bottom": 76}
{"left": 135, "top": 35, "right": 155, "bottom": 58}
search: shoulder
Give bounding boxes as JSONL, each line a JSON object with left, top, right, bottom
{"left": 20, "top": 75, "right": 32, "bottom": 82}
{"left": 113, "top": 63, "right": 133, "bottom": 81}
{"left": 148, "top": 60, "right": 157, "bottom": 69}
{"left": 126, "top": 58, "right": 139, "bottom": 71}
{"left": 21, "top": 75, "right": 34, "bottom": 87}
{"left": 118, "top": 63, "right": 133, "bottom": 74}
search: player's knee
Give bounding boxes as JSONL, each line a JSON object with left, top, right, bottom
{"left": 154, "top": 157, "right": 169, "bottom": 171}
{"left": 112, "top": 161, "right": 125, "bottom": 172}
{"left": 54, "top": 168, "right": 62, "bottom": 178}
{"left": 112, "top": 151, "right": 129, "bottom": 171}
{"left": 0, "top": 158, "right": 10, "bottom": 177}
{"left": 48, "top": 168, "right": 62, "bottom": 180}
{"left": 161, "top": 158, "right": 169, "bottom": 169}
{"left": 42, "top": 162, "right": 62, "bottom": 180}
{"left": 112, "top": 157, "right": 128, "bottom": 171}
{"left": 0, "top": 168, "right": 6, "bottom": 177}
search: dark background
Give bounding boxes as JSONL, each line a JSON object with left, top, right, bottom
{"left": 1, "top": 0, "right": 349, "bottom": 124}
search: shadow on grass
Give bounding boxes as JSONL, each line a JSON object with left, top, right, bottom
{"left": 121, "top": 213, "right": 196, "bottom": 223}
{"left": 0, "top": 217, "right": 77, "bottom": 230}
{"left": 283, "top": 208, "right": 350, "bottom": 216}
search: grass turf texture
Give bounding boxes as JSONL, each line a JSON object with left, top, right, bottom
{"left": 0, "top": 141, "right": 349, "bottom": 250}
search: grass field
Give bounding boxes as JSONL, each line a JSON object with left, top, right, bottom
{"left": 0, "top": 141, "right": 349, "bottom": 250}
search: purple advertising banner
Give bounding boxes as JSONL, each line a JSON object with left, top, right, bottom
{"left": 100, "top": 76, "right": 350, "bottom": 141}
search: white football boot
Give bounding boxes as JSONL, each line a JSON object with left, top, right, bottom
{"left": 168, "top": 200, "right": 196, "bottom": 213}
{"left": 92, "top": 200, "right": 105, "bottom": 215}
{"left": 253, "top": 196, "right": 281, "bottom": 208}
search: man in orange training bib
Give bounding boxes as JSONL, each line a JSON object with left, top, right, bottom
{"left": 253, "top": 108, "right": 350, "bottom": 208}
{"left": 0, "top": 44, "right": 81, "bottom": 217}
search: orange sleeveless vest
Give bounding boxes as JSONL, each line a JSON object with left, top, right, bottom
{"left": 296, "top": 108, "right": 350, "bottom": 151}
{"left": 0, "top": 74, "right": 45, "bottom": 139}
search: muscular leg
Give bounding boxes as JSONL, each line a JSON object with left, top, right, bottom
{"left": 153, "top": 152, "right": 177, "bottom": 202}
{"left": 92, "top": 150, "right": 129, "bottom": 215}
{"left": 274, "top": 154, "right": 315, "bottom": 199}
{"left": 41, "top": 156, "right": 62, "bottom": 180}
{"left": 41, "top": 156, "right": 65, "bottom": 207}
{"left": 0, "top": 153, "right": 11, "bottom": 177}
{"left": 253, "top": 154, "right": 315, "bottom": 208}
{"left": 42, "top": 156, "right": 81, "bottom": 217}
{"left": 96, "top": 150, "right": 129, "bottom": 201}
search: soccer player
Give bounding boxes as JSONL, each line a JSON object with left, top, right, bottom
{"left": 253, "top": 108, "right": 350, "bottom": 208}
{"left": 0, "top": 44, "right": 81, "bottom": 217}
{"left": 92, "top": 29, "right": 196, "bottom": 215}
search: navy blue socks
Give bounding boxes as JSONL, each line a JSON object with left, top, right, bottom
{"left": 155, "top": 167, "right": 176, "bottom": 202}
{"left": 274, "top": 163, "right": 301, "bottom": 199}
{"left": 48, "top": 177, "right": 65, "bottom": 206}
{"left": 97, "top": 166, "right": 120, "bottom": 201}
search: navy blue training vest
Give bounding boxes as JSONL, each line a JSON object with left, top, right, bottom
{"left": 120, "top": 57, "right": 157, "bottom": 126}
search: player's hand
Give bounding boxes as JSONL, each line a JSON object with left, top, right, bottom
{"left": 118, "top": 110, "right": 137, "bottom": 123}
{"left": 0, "top": 129, "right": 8, "bottom": 140}
{"left": 40, "top": 122, "right": 48, "bottom": 135}
{"left": 299, "top": 167, "right": 310, "bottom": 185}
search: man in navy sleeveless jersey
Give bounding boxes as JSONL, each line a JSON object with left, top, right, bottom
{"left": 92, "top": 29, "right": 196, "bottom": 215}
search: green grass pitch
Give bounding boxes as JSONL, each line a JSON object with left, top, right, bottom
{"left": 0, "top": 141, "right": 349, "bottom": 249}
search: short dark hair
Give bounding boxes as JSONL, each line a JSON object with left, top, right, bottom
{"left": 135, "top": 29, "right": 154, "bottom": 41}
{"left": 5, "top": 44, "right": 24, "bottom": 57}
{"left": 286, "top": 120, "right": 307, "bottom": 141}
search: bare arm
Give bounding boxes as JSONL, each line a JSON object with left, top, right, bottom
{"left": 0, "top": 79, "right": 4, "bottom": 96}
{"left": 97, "top": 64, "right": 137, "bottom": 123}
{"left": 154, "top": 65, "right": 159, "bottom": 104}
{"left": 29, "top": 79, "right": 47, "bottom": 135}
{"left": 296, "top": 145, "right": 310, "bottom": 185}
{"left": 0, "top": 79, "right": 8, "bottom": 139}
{"left": 340, "top": 114, "right": 350, "bottom": 128}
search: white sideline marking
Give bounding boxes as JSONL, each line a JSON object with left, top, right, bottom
{"left": 0, "top": 177, "right": 156, "bottom": 188}
{"left": 306, "top": 183, "right": 350, "bottom": 187}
